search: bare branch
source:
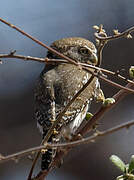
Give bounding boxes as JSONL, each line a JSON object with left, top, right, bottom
{"left": 93, "top": 25, "right": 134, "bottom": 66}
{"left": 78, "top": 81, "right": 134, "bottom": 136}
{"left": 95, "top": 26, "right": 134, "bottom": 41}
{"left": 0, "top": 18, "right": 78, "bottom": 66}
{"left": 36, "top": 81, "right": 134, "bottom": 179}
{"left": 0, "top": 17, "right": 134, "bottom": 94}
{"left": 30, "top": 65, "right": 130, "bottom": 178}
{"left": 28, "top": 74, "right": 95, "bottom": 179}
{"left": 0, "top": 18, "right": 134, "bottom": 180}
{"left": 1, "top": 52, "right": 134, "bottom": 93}
{"left": 0, "top": 53, "right": 47, "bottom": 63}
{"left": 1, "top": 52, "right": 134, "bottom": 88}
{"left": 1, "top": 119, "right": 134, "bottom": 166}
{"left": 0, "top": 18, "right": 134, "bottom": 94}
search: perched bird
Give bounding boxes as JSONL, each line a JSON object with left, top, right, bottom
{"left": 34, "top": 37, "right": 104, "bottom": 170}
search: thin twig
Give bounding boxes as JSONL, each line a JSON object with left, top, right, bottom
{"left": 1, "top": 119, "right": 134, "bottom": 165}
{"left": 1, "top": 52, "right": 134, "bottom": 93}
{"left": 37, "top": 81, "right": 134, "bottom": 179}
{"left": 95, "top": 26, "right": 134, "bottom": 41}
{"left": 96, "top": 37, "right": 107, "bottom": 66}
{"left": 0, "top": 17, "right": 134, "bottom": 93}
{"left": 0, "top": 53, "right": 134, "bottom": 87}
{"left": 0, "top": 18, "right": 134, "bottom": 180}
{"left": 28, "top": 75, "right": 95, "bottom": 180}
{"left": 0, "top": 18, "right": 78, "bottom": 66}
{"left": 29, "top": 71, "right": 134, "bottom": 179}
{"left": 78, "top": 82, "right": 134, "bottom": 136}
{"left": 0, "top": 53, "right": 47, "bottom": 63}
{"left": 94, "top": 24, "right": 134, "bottom": 66}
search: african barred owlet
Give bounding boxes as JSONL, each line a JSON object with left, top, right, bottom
{"left": 34, "top": 37, "right": 104, "bottom": 170}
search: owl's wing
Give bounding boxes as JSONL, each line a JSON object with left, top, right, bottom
{"left": 34, "top": 73, "right": 55, "bottom": 135}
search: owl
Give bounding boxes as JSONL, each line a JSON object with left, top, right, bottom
{"left": 34, "top": 37, "right": 104, "bottom": 170}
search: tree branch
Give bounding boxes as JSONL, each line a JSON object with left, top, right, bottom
{"left": 0, "top": 18, "right": 134, "bottom": 180}
{"left": 0, "top": 52, "right": 134, "bottom": 93}
{"left": 1, "top": 53, "right": 134, "bottom": 87}
{"left": 95, "top": 26, "right": 134, "bottom": 41}
{"left": 78, "top": 81, "right": 134, "bottom": 137}
{"left": 0, "top": 18, "right": 79, "bottom": 66}
{"left": 36, "top": 81, "right": 134, "bottom": 179}
{"left": 0, "top": 119, "right": 134, "bottom": 165}
{"left": 0, "top": 18, "right": 134, "bottom": 93}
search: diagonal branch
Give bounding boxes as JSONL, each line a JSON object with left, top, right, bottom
{"left": 78, "top": 81, "right": 134, "bottom": 137}
{"left": 0, "top": 18, "right": 134, "bottom": 180}
{"left": 28, "top": 75, "right": 95, "bottom": 180}
{"left": 0, "top": 53, "right": 47, "bottom": 63}
{"left": 1, "top": 119, "right": 134, "bottom": 165}
{"left": 35, "top": 81, "right": 134, "bottom": 179}
{"left": 0, "top": 52, "right": 134, "bottom": 93}
{"left": 95, "top": 26, "right": 134, "bottom": 41}
{"left": 0, "top": 18, "right": 134, "bottom": 93}
{"left": 93, "top": 24, "right": 134, "bottom": 66}
{"left": 0, "top": 53, "right": 134, "bottom": 88}
{"left": 31, "top": 64, "right": 132, "bottom": 178}
{"left": 0, "top": 18, "right": 78, "bottom": 66}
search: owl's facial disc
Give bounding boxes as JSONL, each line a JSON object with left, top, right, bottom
{"left": 87, "top": 51, "right": 98, "bottom": 65}
{"left": 79, "top": 45, "right": 98, "bottom": 65}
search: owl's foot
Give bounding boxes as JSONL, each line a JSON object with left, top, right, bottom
{"left": 95, "top": 89, "right": 105, "bottom": 102}
{"left": 102, "top": 98, "right": 115, "bottom": 107}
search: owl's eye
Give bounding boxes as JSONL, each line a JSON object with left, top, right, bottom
{"left": 79, "top": 47, "right": 89, "bottom": 55}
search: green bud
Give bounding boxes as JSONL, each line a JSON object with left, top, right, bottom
{"left": 127, "top": 33, "right": 133, "bottom": 39}
{"left": 103, "top": 98, "right": 115, "bottom": 107}
{"left": 129, "top": 66, "right": 134, "bottom": 79}
{"left": 93, "top": 25, "right": 99, "bottom": 30}
{"left": 110, "top": 155, "right": 126, "bottom": 172}
{"left": 85, "top": 112, "right": 93, "bottom": 121}
{"left": 128, "top": 155, "right": 134, "bottom": 173}
{"left": 116, "top": 175, "right": 124, "bottom": 180}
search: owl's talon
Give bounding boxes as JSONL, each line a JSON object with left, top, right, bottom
{"left": 103, "top": 98, "right": 115, "bottom": 107}
{"left": 95, "top": 89, "right": 105, "bottom": 102}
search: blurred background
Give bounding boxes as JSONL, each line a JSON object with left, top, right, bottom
{"left": 0, "top": 0, "right": 134, "bottom": 179}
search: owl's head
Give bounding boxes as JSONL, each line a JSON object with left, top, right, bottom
{"left": 47, "top": 37, "right": 98, "bottom": 66}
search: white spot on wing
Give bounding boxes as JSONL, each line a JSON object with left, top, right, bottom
{"left": 82, "top": 73, "right": 89, "bottom": 84}
{"left": 69, "top": 103, "right": 89, "bottom": 134}
{"left": 95, "top": 79, "right": 100, "bottom": 89}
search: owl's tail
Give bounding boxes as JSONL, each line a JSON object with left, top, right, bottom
{"left": 41, "top": 133, "right": 56, "bottom": 170}
{"left": 41, "top": 149, "right": 53, "bottom": 170}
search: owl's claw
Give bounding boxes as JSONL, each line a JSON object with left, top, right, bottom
{"left": 102, "top": 98, "right": 115, "bottom": 107}
{"left": 95, "top": 89, "right": 105, "bottom": 102}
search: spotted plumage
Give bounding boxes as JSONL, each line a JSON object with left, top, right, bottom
{"left": 34, "top": 37, "right": 104, "bottom": 170}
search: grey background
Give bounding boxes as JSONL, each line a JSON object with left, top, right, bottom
{"left": 0, "top": 0, "right": 134, "bottom": 179}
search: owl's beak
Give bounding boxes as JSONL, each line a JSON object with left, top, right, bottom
{"left": 88, "top": 52, "right": 98, "bottom": 65}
